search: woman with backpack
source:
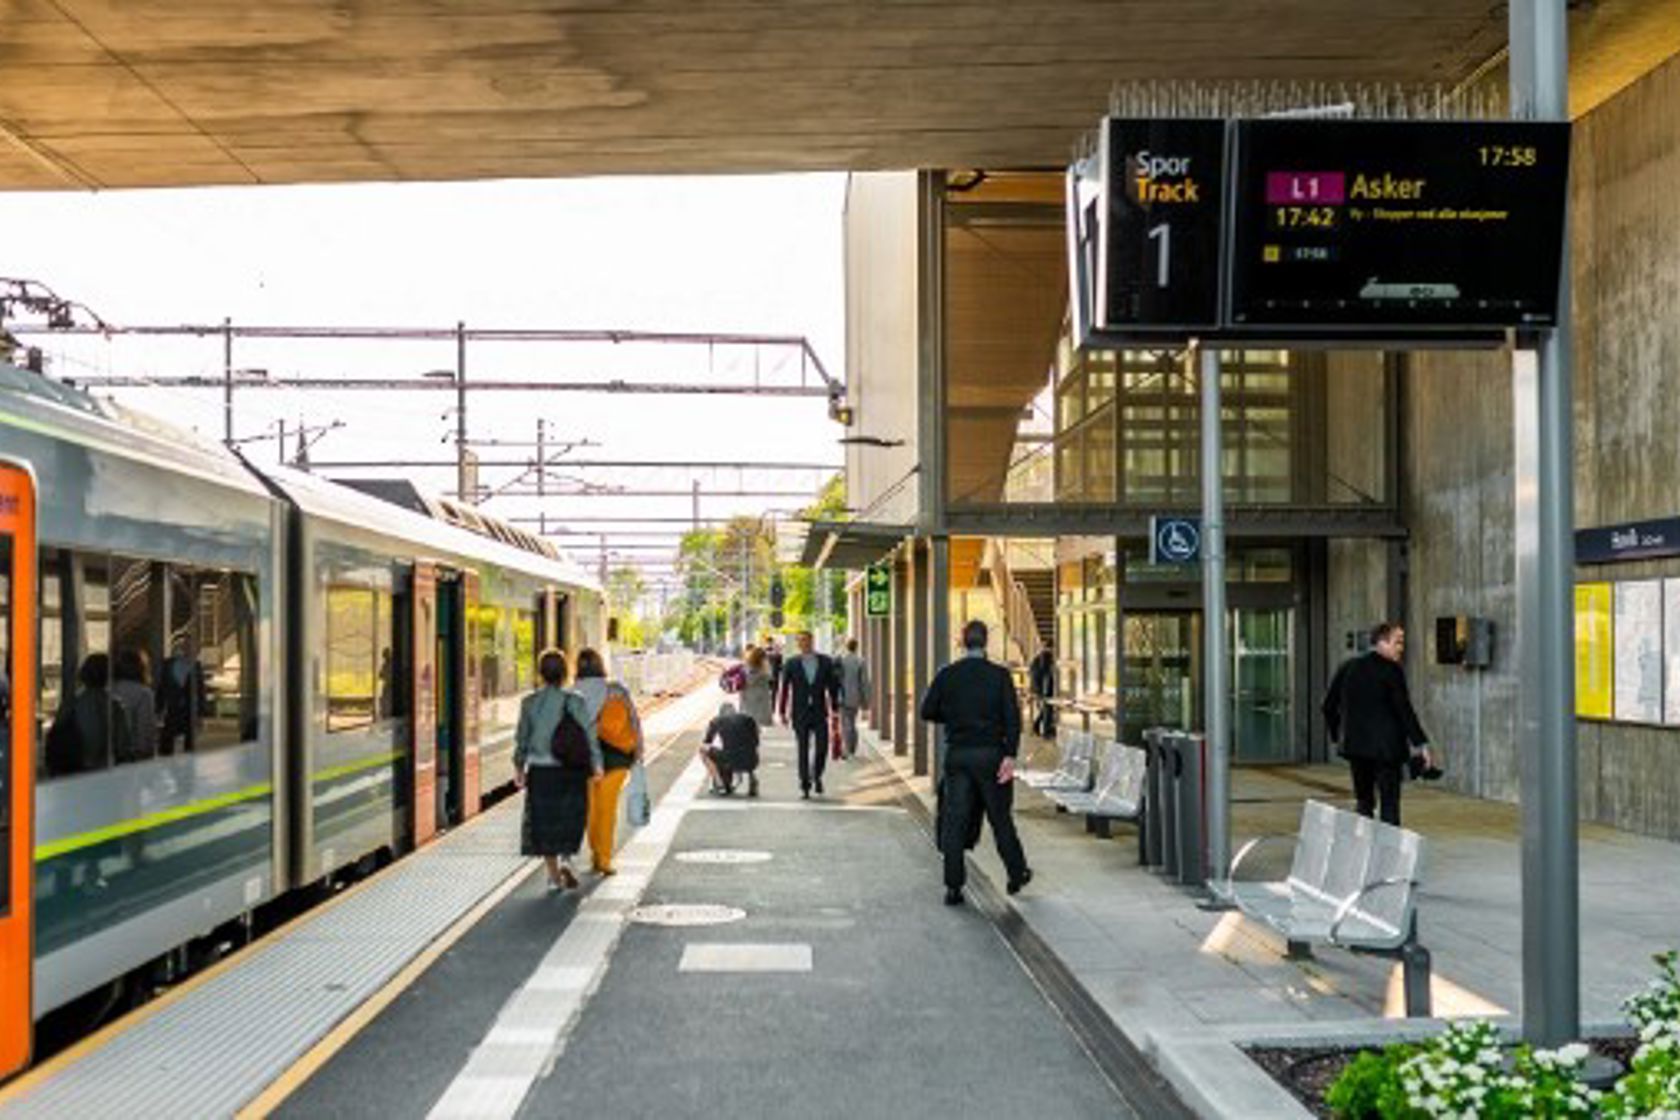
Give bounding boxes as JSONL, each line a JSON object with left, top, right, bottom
{"left": 573, "top": 647, "right": 644, "bottom": 877}
{"left": 738, "top": 645, "right": 775, "bottom": 727}
{"left": 515, "top": 648, "right": 601, "bottom": 891}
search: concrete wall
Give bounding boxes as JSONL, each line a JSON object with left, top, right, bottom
{"left": 1403, "top": 48, "right": 1680, "bottom": 838}
{"left": 844, "top": 172, "right": 922, "bottom": 526}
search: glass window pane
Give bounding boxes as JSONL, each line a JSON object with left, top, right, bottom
{"left": 110, "top": 557, "right": 161, "bottom": 763}
{"left": 192, "top": 570, "right": 258, "bottom": 750}
{"left": 326, "top": 582, "right": 376, "bottom": 733}
{"left": 44, "top": 553, "right": 115, "bottom": 776}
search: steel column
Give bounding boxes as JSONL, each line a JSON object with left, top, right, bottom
{"left": 929, "top": 535, "right": 951, "bottom": 776}
{"left": 892, "top": 549, "right": 911, "bottom": 754}
{"left": 1199, "top": 344, "right": 1230, "bottom": 889}
{"left": 1511, "top": 0, "right": 1578, "bottom": 1049}
{"left": 911, "top": 539, "right": 931, "bottom": 775}
{"left": 455, "top": 321, "right": 469, "bottom": 503}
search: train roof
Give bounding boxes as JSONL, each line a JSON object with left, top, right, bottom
{"left": 0, "top": 361, "right": 275, "bottom": 500}
{"left": 257, "top": 461, "right": 599, "bottom": 591}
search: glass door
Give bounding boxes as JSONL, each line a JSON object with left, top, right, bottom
{"left": 1121, "top": 612, "right": 1200, "bottom": 733}
{"left": 1231, "top": 607, "right": 1295, "bottom": 762}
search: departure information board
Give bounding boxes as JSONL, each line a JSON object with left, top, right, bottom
{"left": 1227, "top": 119, "right": 1570, "bottom": 330}
{"left": 1096, "top": 117, "right": 1226, "bottom": 332}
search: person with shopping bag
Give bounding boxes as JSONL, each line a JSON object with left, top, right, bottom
{"left": 572, "top": 647, "right": 644, "bottom": 877}
{"left": 515, "top": 649, "right": 600, "bottom": 891}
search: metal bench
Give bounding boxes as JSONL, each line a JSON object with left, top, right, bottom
{"left": 1018, "top": 728, "right": 1094, "bottom": 793}
{"left": 1223, "top": 799, "right": 1433, "bottom": 1017}
{"left": 1056, "top": 744, "right": 1147, "bottom": 840}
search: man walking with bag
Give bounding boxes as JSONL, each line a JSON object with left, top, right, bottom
{"left": 1322, "top": 621, "right": 1438, "bottom": 827}
{"left": 920, "top": 620, "right": 1031, "bottom": 906}
{"left": 777, "top": 630, "right": 841, "bottom": 799}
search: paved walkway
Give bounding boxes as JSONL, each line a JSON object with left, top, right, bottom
{"left": 279, "top": 719, "right": 1177, "bottom": 1118}
{"left": 874, "top": 725, "right": 1680, "bottom": 1118}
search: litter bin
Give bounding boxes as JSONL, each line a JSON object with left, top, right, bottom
{"left": 1141, "top": 727, "right": 1166, "bottom": 869}
{"left": 1169, "top": 731, "right": 1206, "bottom": 888}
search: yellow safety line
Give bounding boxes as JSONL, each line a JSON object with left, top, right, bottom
{"left": 33, "top": 782, "right": 273, "bottom": 862}
{"left": 234, "top": 860, "right": 542, "bottom": 1120}
{"left": 235, "top": 703, "right": 705, "bottom": 1113}
{"left": 0, "top": 797, "right": 511, "bottom": 1105}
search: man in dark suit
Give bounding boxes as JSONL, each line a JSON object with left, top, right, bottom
{"left": 1322, "top": 621, "right": 1436, "bottom": 827}
{"left": 920, "top": 619, "right": 1031, "bottom": 906}
{"left": 777, "top": 630, "right": 841, "bottom": 799}
{"left": 1028, "top": 639, "right": 1056, "bottom": 737}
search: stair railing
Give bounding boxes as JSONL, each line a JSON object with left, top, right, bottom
{"left": 983, "top": 539, "right": 1043, "bottom": 667}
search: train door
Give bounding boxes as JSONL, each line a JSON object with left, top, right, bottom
{"left": 435, "top": 574, "right": 463, "bottom": 828}
{"left": 459, "top": 570, "right": 482, "bottom": 820}
{"left": 0, "top": 463, "right": 37, "bottom": 1079}
{"left": 410, "top": 563, "right": 439, "bottom": 848}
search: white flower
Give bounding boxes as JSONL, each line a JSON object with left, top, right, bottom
{"left": 1558, "top": 1042, "right": 1590, "bottom": 1064}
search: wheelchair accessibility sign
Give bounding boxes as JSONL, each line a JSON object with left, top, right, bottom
{"left": 1149, "top": 516, "right": 1201, "bottom": 565}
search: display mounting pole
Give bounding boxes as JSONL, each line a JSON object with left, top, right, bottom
{"left": 1199, "top": 341, "right": 1230, "bottom": 894}
{"left": 1510, "top": 0, "right": 1579, "bottom": 1048}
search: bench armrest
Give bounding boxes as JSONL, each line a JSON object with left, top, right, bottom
{"left": 1327, "top": 876, "right": 1419, "bottom": 946}
{"left": 1226, "top": 834, "right": 1294, "bottom": 885}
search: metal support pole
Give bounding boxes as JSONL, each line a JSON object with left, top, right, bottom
{"left": 911, "top": 540, "right": 930, "bottom": 776}
{"left": 692, "top": 480, "right": 701, "bottom": 532}
{"left": 1511, "top": 0, "right": 1578, "bottom": 1049}
{"left": 892, "top": 549, "right": 910, "bottom": 754}
{"left": 929, "top": 535, "right": 951, "bottom": 776}
{"left": 455, "top": 321, "right": 469, "bottom": 503}
{"left": 536, "top": 418, "right": 546, "bottom": 536}
{"left": 221, "top": 317, "right": 234, "bottom": 447}
{"left": 276, "top": 419, "right": 286, "bottom": 465}
{"left": 1199, "top": 344, "right": 1230, "bottom": 891}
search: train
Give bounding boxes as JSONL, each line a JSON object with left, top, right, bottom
{"left": 0, "top": 359, "right": 605, "bottom": 1078}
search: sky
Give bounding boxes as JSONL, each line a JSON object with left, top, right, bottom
{"left": 0, "top": 173, "right": 850, "bottom": 593}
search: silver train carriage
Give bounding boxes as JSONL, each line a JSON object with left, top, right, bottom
{"left": 0, "top": 362, "right": 601, "bottom": 1065}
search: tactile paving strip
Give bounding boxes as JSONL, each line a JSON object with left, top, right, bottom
{"left": 0, "top": 805, "right": 529, "bottom": 1120}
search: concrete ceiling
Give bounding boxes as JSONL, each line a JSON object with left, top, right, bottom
{"left": 0, "top": 1, "right": 1672, "bottom": 191}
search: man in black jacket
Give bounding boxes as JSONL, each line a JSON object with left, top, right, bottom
{"left": 920, "top": 619, "right": 1031, "bottom": 906}
{"left": 777, "top": 630, "right": 841, "bottom": 799}
{"left": 1028, "top": 640, "right": 1056, "bottom": 737}
{"left": 1322, "top": 621, "right": 1436, "bottom": 827}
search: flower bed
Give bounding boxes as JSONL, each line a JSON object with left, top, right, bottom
{"left": 1243, "top": 951, "right": 1680, "bottom": 1119}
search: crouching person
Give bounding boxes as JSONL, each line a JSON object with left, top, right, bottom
{"left": 700, "top": 701, "right": 760, "bottom": 797}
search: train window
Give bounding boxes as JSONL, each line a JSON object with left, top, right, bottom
{"left": 326, "top": 582, "right": 377, "bottom": 732}
{"left": 193, "top": 571, "right": 258, "bottom": 750}
{"left": 109, "top": 556, "right": 163, "bottom": 763}
{"left": 477, "top": 603, "right": 502, "bottom": 701}
{"left": 386, "top": 583, "right": 410, "bottom": 721}
{"left": 513, "top": 608, "right": 535, "bottom": 693}
{"left": 40, "top": 551, "right": 118, "bottom": 777}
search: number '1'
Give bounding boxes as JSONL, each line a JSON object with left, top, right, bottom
{"left": 1147, "top": 223, "right": 1170, "bottom": 288}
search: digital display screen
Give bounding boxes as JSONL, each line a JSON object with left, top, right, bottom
{"left": 1228, "top": 119, "right": 1570, "bottom": 330}
{"left": 1096, "top": 117, "right": 1226, "bottom": 332}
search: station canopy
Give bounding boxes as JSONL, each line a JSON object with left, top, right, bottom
{"left": 3, "top": 0, "right": 1676, "bottom": 191}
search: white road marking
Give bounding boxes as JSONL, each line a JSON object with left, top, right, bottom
{"left": 678, "top": 943, "right": 813, "bottom": 973}
{"left": 425, "top": 754, "right": 708, "bottom": 1120}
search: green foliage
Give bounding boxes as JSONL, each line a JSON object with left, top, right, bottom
{"left": 1322, "top": 949, "right": 1680, "bottom": 1118}
{"left": 1600, "top": 951, "right": 1680, "bottom": 1118}
{"left": 1326, "top": 1044, "right": 1415, "bottom": 1119}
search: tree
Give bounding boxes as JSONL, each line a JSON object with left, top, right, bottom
{"left": 605, "top": 564, "right": 649, "bottom": 648}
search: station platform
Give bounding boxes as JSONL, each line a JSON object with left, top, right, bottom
{"left": 0, "top": 682, "right": 1187, "bottom": 1119}
{"left": 878, "top": 727, "right": 1680, "bottom": 1118}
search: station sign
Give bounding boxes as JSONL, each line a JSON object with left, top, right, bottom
{"left": 1095, "top": 118, "right": 1227, "bottom": 335}
{"left": 1149, "top": 515, "right": 1202, "bottom": 565}
{"left": 1227, "top": 119, "right": 1571, "bottom": 331}
{"left": 1576, "top": 516, "right": 1680, "bottom": 565}
{"left": 865, "top": 563, "right": 892, "bottom": 618}
{"left": 1068, "top": 116, "right": 1571, "bottom": 345}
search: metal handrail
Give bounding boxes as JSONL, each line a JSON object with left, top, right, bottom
{"left": 1327, "top": 875, "right": 1421, "bottom": 947}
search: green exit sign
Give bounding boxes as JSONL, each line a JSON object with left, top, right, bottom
{"left": 865, "top": 564, "right": 891, "bottom": 618}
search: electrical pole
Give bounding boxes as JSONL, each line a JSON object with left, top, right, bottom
{"left": 455, "top": 320, "right": 469, "bottom": 503}
{"left": 277, "top": 418, "right": 287, "bottom": 465}
{"left": 222, "top": 316, "right": 234, "bottom": 447}
{"left": 536, "top": 418, "right": 546, "bottom": 536}
{"left": 691, "top": 479, "right": 700, "bottom": 532}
